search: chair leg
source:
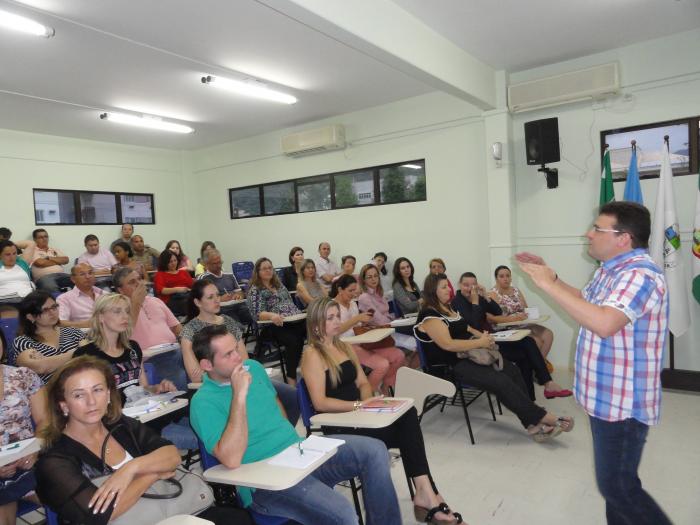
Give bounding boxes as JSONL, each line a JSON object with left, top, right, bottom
{"left": 440, "top": 396, "right": 448, "bottom": 413}
{"left": 406, "top": 473, "right": 415, "bottom": 500}
{"left": 486, "top": 392, "right": 497, "bottom": 422}
{"left": 497, "top": 397, "right": 503, "bottom": 415}
{"left": 458, "top": 388, "right": 476, "bottom": 445}
{"left": 349, "top": 478, "right": 364, "bottom": 525}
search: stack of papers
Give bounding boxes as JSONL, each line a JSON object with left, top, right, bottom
{"left": 492, "top": 330, "right": 517, "bottom": 340}
{"left": 267, "top": 436, "right": 345, "bottom": 469}
{"left": 360, "top": 399, "right": 409, "bottom": 413}
{"left": 0, "top": 438, "right": 41, "bottom": 467}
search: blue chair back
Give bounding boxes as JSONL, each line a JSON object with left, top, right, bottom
{"left": 414, "top": 337, "right": 429, "bottom": 371}
{"left": 143, "top": 362, "right": 158, "bottom": 385}
{"left": 274, "top": 267, "right": 285, "bottom": 282}
{"left": 44, "top": 507, "right": 59, "bottom": 525}
{"left": 197, "top": 438, "right": 220, "bottom": 470}
{"left": 296, "top": 378, "right": 317, "bottom": 436}
{"left": 388, "top": 299, "right": 402, "bottom": 318}
{"left": 232, "top": 261, "right": 254, "bottom": 288}
{"left": 1, "top": 317, "right": 19, "bottom": 365}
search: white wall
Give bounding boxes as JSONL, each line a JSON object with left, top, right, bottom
{"left": 0, "top": 129, "right": 191, "bottom": 259}
{"left": 505, "top": 28, "right": 700, "bottom": 370}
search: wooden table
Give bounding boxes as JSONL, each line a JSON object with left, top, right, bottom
{"left": 495, "top": 315, "right": 550, "bottom": 329}
{"left": 203, "top": 448, "right": 337, "bottom": 490}
{"left": 310, "top": 397, "right": 414, "bottom": 429}
{"left": 340, "top": 327, "right": 395, "bottom": 344}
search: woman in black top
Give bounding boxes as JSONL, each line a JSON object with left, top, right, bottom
{"left": 451, "top": 272, "right": 572, "bottom": 401}
{"left": 301, "top": 297, "right": 463, "bottom": 525}
{"left": 281, "top": 246, "right": 304, "bottom": 292}
{"left": 415, "top": 273, "right": 574, "bottom": 442}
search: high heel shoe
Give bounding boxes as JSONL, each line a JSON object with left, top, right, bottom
{"left": 414, "top": 502, "right": 463, "bottom": 524}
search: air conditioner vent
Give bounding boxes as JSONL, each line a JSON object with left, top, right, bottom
{"left": 281, "top": 124, "right": 346, "bottom": 157}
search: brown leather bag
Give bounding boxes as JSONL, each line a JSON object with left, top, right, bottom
{"left": 352, "top": 325, "right": 395, "bottom": 351}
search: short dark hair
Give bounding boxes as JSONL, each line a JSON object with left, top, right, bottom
{"left": 32, "top": 228, "right": 47, "bottom": 240}
{"left": 421, "top": 273, "right": 449, "bottom": 314}
{"left": 288, "top": 246, "right": 303, "bottom": 265}
{"left": 494, "top": 265, "right": 510, "bottom": 279}
{"left": 599, "top": 201, "right": 650, "bottom": 249}
{"left": 0, "top": 227, "right": 12, "bottom": 240}
{"left": 112, "top": 267, "right": 138, "bottom": 289}
{"left": 112, "top": 241, "right": 133, "bottom": 258}
{"left": 330, "top": 274, "right": 357, "bottom": 298}
{"left": 460, "top": 272, "right": 477, "bottom": 281}
{"left": 19, "top": 291, "right": 56, "bottom": 338}
{"left": 341, "top": 255, "right": 356, "bottom": 265}
{"left": 0, "top": 240, "right": 16, "bottom": 254}
{"left": 157, "top": 249, "right": 180, "bottom": 271}
{"left": 186, "top": 278, "right": 217, "bottom": 322}
{"left": 84, "top": 234, "right": 99, "bottom": 245}
{"left": 192, "top": 324, "right": 230, "bottom": 363}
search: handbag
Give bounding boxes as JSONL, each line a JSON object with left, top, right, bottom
{"left": 91, "top": 423, "right": 214, "bottom": 525}
{"left": 352, "top": 325, "right": 395, "bottom": 351}
{"left": 457, "top": 346, "right": 504, "bottom": 371}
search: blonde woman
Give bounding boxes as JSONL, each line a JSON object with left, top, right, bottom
{"left": 301, "top": 297, "right": 463, "bottom": 525}
{"left": 295, "top": 259, "right": 326, "bottom": 306}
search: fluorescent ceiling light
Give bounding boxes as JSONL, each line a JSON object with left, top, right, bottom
{"left": 0, "top": 9, "right": 54, "bottom": 37}
{"left": 99, "top": 112, "right": 194, "bottom": 134}
{"left": 401, "top": 164, "right": 422, "bottom": 170}
{"left": 201, "top": 75, "right": 297, "bottom": 105}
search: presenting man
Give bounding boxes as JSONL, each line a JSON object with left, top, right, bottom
{"left": 29, "top": 228, "right": 72, "bottom": 292}
{"left": 517, "top": 201, "right": 671, "bottom": 524}
{"left": 190, "top": 325, "right": 400, "bottom": 525}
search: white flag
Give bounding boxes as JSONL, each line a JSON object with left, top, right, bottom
{"left": 649, "top": 141, "right": 691, "bottom": 336}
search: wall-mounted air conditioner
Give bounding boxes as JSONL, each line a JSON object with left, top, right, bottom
{"left": 508, "top": 62, "right": 619, "bottom": 113}
{"left": 281, "top": 124, "right": 346, "bottom": 157}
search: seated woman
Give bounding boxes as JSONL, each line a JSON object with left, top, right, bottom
{"left": 301, "top": 297, "right": 463, "bottom": 525}
{"left": 357, "top": 264, "right": 416, "bottom": 352}
{"left": 181, "top": 280, "right": 300, "bottom": 426}
{"left": 281, "top": 246, "right": 304, "bottom": 292}
{"left": 0, "top": 240, "right": 34, "bottom": 307}
{"left": 333, "top": 255, "right": 357, "bottom": 282}
{"left": 392, "top": 257, "right": 421, "bottom": 315}
{"left": 429, "top": 258, "right": 454, "bottom": 300}
{"left": 153, "top": 250, "right": 193, "bottom": 317}
{"left": 195, "top": 241, "right": 216, "bottom": 277}
{"left": 371, "top": 252, "right": 393, "bottom": 300}
{"left": 491, "top": 265, "right": 554, "bottom": 370}
{"left": 451, "top": 272, "right": 571, "bottom": 401}
{"left": 13, "top": 291, "right": 84, "bottom": 384}
{"left": 415, "top": 273, "right": 574, "bottom": 442}
{"left": 164, "top": 240, "right": 194, "bottom": 272}
{"left": 35, "top": 356, "right": 249, "bottom": 525}
{"left": 331, "top": 275, "right": 404, "bottom": 395}
{"left": 0, "top": 329, "right": 46, "bottom": 525}
{"left": 111, "top": 242, "right": 147, "bottom": 281}
{"left": 246, "top": 257, "right": 306, "bottom": 386}
{"left": 295, "top": 259, "right": 326, "bottom": 306}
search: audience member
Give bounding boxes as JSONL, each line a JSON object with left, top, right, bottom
{"left": 198, "top": 249, "right": 252, "bottom": 325}
{"left": 301, "top": 297, "right": 462, "bottom": 525}
{"left": 491, "top": 265, "right": 554, "bottom": 370}
{"left": 429, "top": 258, "right": 454, "bottom": 300}
{"left": 0, "top": 228, "right": 35, "bottom": 263}
{"left": 195, "top": 241, "right": 216, "bottom": 276}
{"left": 57, "top": 264, "right": 105, "bottom": 329}
{"left": 111, "top": 241, "right": 147, "bottom": 281}
{"left": 371, "top": 251, "right": 393, "bottom": 300}
{"left": 415, "top": 273, "right": 573, "bottom": 442}
{"left": 333, "top": 255, "right": 357, "bottom": 282}
{"left": 246, "top": 257, "right": 305, "bottom": 386}
{"left": 113, "top": 268, "right": 188, "bottom": 391}
{"left": 330, "top": 275, "right": 403, "bottom": 395}
{"left": 36, "top": 356, "right": 244, "bottom": 525}
{"left": 189, "top": 324, "right": 401, "bottom": 525}
{"left": 315, "top": 241, "right": 340, "bottom": 289}
{"left": 28, "top": 228, "right": 72, "bottom": 293}
{"left": 0, "top": 241, "right": 34, "bottom": 306}
{"left": 452, "top": 272, "right": 571, "bottom": 401}
{"left": 181, "top": 280, "right": 299, "bottom": 425}
{"left": 295, "top": 258, "right": 326, "bottom": 306}
{"left": 110, "top": 223, "right": 134, "bottom": 251}
{"left": 77, "top": 235, "right": 117, "bottom": 284}
{"left": 281, "top": 246, "right": 304, "bottom": 292}
{"left": 392, "top": 257, "right": 421, "bottom": 315}
{"left": 12, "top": 291, "right": 83, "bottom": 384}
{"left": 153, "top": 250, "right": 193, "bottom": 316}
{"left": 165, "top": 240, "right": 194, "bottom": 272}
{"left": 130, "top": 234, "right": 159, "bottom": 272}
{"left": 0, "top": 328, "right": 46, "bottom": 525}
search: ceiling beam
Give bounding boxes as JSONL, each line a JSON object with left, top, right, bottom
{"left": 259, "top": 0, "right": 496, "bottom": 110}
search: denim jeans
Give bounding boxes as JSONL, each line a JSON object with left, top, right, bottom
{"left": 589, "top": 416, "right": 672, "bottom": 525}
{"left": 148, "top": 347, "right": 189, "bottom": 391}
{"left": 249, "top": 434, "right": 401, "bottom": 525}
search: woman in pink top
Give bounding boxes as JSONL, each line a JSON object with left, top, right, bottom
{"left": 330, "top": 274, "right": 404, "bottom": 395}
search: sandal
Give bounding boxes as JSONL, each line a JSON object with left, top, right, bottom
{"left": 414, "top": 502, "right": 462, "bottom": 524}
{"left": 530, "top": 423, "right": 563, "bottom": 443}
{"left": 556, "top": 416, "right": 575, "bottom": 432}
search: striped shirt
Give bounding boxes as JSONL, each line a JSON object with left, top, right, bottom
{"left": 574, "top": 249, "right": 668, "bottom": 425}
{"left": 12, "top": 327, "right": 85, "bottom": 384}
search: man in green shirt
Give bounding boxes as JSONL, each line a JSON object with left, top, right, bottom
{"left": 190, "top": 325, "right": 401, "bottom": 525}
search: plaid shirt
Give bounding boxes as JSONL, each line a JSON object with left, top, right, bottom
{"left": 574, "top": 248, "right": 668, "bottom": 425}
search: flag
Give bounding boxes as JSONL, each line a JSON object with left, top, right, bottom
{"left": 599, "top": 147, "right": 615, "bottom": 206}
{"left": 692, "top": 168, "right": 700, "bottom": 305}
{"left": 623, "top": 146, "right": 643, "bottom": 204}
{"left": 649, "top": 140, "right": 691, "bottom": 336}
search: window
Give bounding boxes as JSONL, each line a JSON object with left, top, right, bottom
{"left": 32, "top": 189, "right": 155, "bottom": 225}
{"left": 297, "top": 176, "right": 331, "bottom": 212}
{"left": 228, "top": 159, "right": 426, "bottom": 219}
{"left": 601, "top": 117, "right": 699, "bottom": 180}
{"left": 263, "top": 182, "right": 296, "bottom": 215}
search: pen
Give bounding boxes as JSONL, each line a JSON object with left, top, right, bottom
{"left": 2, "top": 443, "right": 20, "bottom": 451}
{"left": 297, "top": 442, "right": 304, "bottom": 456}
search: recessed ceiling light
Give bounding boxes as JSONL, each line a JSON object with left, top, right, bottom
{"left": 0, "top": 9, "right": 54, "bottom": 37}
{"left": 99, "top": 112, "right": 194, "bottom": 134}
{"left": 401, "top": 164, "right": 423, "bottom": 170}
{"left": 201, "top": 75, "right": 297, "bottom": 105}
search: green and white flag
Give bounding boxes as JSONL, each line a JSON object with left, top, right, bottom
{"left": 650, "top": 140, "right": 690, "bottom": 336}
{"left": 692, "top": 167, "right": 700, "bottom": 305}
{"left": 599, "top": 147, "right": 615, "bottom": 206}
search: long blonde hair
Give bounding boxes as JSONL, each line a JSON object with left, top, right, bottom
{"left": 304, "top": 296, "right": 359, "bottom": 387}
{"left": 88, "top": 293, "right": 133, "bottom": 350}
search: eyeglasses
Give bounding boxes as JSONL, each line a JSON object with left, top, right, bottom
{"left": 40, "top": 304, "right": 59, "bottom": 314}
{"left": 592, "top": 225, "right": 625, "bottom": 234}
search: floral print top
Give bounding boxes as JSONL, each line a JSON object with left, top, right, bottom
{"left": 247, "top": 284, "right": 300, "bottom": 321}
{"left": 489, "top": 286, "right": 525, "bottom": 316}
{"left": 0, "top": 365, "right": 42, "bottom": 445}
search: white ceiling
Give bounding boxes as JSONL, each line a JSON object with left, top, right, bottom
{"left": 1, "top": 0, "right": 699, "bottom": 150}
{"left": 394, "top": 0, "right": 700, "bottom": 72}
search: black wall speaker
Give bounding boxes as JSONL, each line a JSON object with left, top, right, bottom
{"left": 524, "top": 117, "right": 560, "bottom": 166}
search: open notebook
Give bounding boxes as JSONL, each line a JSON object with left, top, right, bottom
{"left": 267, "top": 435, "right": 345, "bottom": 469}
